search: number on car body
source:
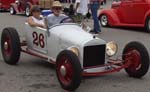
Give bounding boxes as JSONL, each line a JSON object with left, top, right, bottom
{"left": 32, "top": 32, "right": 45, "bottom": 48}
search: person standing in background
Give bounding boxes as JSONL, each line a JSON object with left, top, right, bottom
{"left": 90, "top": 0, "right": 101, "bottom": 34}
{"left": 75, "top": 0, "right": 90, "bottom": 30}
{"left": 75, "top": 0, "right": 89, "bottom": 16}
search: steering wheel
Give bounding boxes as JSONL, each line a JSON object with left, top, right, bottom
{"left": 60, "top": 17, "right": 74, "bottom": 23}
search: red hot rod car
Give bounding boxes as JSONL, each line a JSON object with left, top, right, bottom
{"left": 0, "top": 0, "right": 15, "bottom": 11}
{"left": 99, "top": 0, "right": 150, "bottom": 32}
{"left": 10, "top": 0, "right": 39, "bottom": 16}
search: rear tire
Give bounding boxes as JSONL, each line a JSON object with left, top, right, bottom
{"left": 25, "top": 5, "right": 30, "bottom": 17}
{"left": 1, "top": 27, "right": 21, "bottom": 65}
{"left": 122, "top": 41, "right": 149, "bottom": 78}
{"left": 145, "top": 16, "right": 150, "bottom": 33}
{"left": 56, "top": 50, "right": 82, "bottom": 91}
{"left": 10, "top": 6, "right": 16, "bottom": 15}
{"left": 100, "top": 14, "right": 109, "bottom": 27}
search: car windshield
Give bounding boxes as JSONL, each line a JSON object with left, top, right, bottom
{"left": 45, "top": 16, "right": 75, "bottom": 29}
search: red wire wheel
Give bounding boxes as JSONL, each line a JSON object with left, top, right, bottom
{"left": 122, "top": 41, "right": 149, "bottom": 78}
{"left": 56, "top": 50, "right": 82, "bottom": 91}
{"left": 1, "top": 27, "right": 21, "bottom": 65}
{"left": 57, "top": 56, "right": 73, "bottom": 85}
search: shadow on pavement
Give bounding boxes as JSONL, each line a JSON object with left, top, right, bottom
{"left": 105, "top": 26, "right": 149, "bottom": 33}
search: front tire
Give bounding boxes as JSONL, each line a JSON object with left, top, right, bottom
{"left": 122, "top": 41, "right": 149, "bottom": 78}
{"left": 100, "top": 14, "right": 109, "bottom": 27}
{"left": 145, "top": 16, "right": 150, "bottom": 33}
{"left": 1, "top": 27, "right": 21, "bottom": 65}
{"left": 56, "top": 50, "right": 82, "bottom": 91}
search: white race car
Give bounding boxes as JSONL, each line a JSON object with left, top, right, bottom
{"left": 1, "top": 17, "right": 150, "bottom": 91}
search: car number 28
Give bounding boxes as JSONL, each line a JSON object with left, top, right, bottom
{"left": 32, "top": 31, "right": 45, "bottom": 48}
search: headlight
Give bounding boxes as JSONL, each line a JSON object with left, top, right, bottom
{"left": 106, "top": 41, "right": 118, "bottom": 57}
{"left": 69, "top": 47, "right": 79, "bottom": 56}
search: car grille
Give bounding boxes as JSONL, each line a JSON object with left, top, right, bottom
{"left": 83, "top": 45, "right": 106, "bottom": 67}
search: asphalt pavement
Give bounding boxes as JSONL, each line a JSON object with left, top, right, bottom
{"left": 0, "top": 1, "right": 150, "bottom": 92}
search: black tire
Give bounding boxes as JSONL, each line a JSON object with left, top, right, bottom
{"left": 100, "top": 14, "right": 109, "bottom": 27}
{"left": 122, "top": 41, "right": 149, "bottom": 78}
{"left": 1, "top": 27, "right": 21, "bottom": 65}
{"left": 10, "top": 6, "right": 16, "bottom": 15}
{"left": 145, "top": 16, "right": 150, "bottom": 33}
{"left": 0, "top": 8, "right": 3, "bottom": 12}
{"left": 56, "top": 50, "right": 82, "bottom": 91}
{"left": 25, "top": 5, "right": 30, "bottom": 17}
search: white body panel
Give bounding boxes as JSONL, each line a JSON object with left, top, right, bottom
{"left": 25, "top": 23, "right": 48, "bottom": 54}
{"left": 25, "top": 23, "right": 106, "bottom": 67}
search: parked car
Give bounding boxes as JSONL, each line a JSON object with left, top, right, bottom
{"left": 0, "top": 0, "right": 15, "bottom": 11}
{"left": 10, "top": 0, "right": 39, "bottom": 16}
{"left": 1, "top": 17, "right": 149, "bottom": 91}
{"left": 99, "top": 0, "right": 150, "bottom": 32}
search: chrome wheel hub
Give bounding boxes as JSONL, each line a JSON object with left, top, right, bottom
{"left": 10, "top": 7, "right": 13, "bottom": 14}
{"left": 4, "top": 41, "right": 8, "bottom": 50}
{"left": 101, "top": 15, "right": 107, "bottom": 26}
{"left": 26, "top": 8, "right": 30, "bottom": 16}
{"left": 60, "top": 65, "right": 66, "bottom": 76}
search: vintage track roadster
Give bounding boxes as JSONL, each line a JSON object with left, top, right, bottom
{"left": 1, "top": 17, "right": 150, "bottom": 91}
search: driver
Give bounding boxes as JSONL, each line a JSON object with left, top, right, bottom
{"left": 45, "top": 1, "right": 67, "bottom": 28}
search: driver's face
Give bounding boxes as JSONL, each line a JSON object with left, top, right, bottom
{"left": 52, "top": 7, "right": 62, "bottom": 16}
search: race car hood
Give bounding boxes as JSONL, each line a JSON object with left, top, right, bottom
{"left": 49, "top": 23, "right": 106, "bottom": 49}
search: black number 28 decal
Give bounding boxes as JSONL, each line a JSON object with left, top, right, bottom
{"left": 32, "top": 32, "right": 45, "bottom": 48}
